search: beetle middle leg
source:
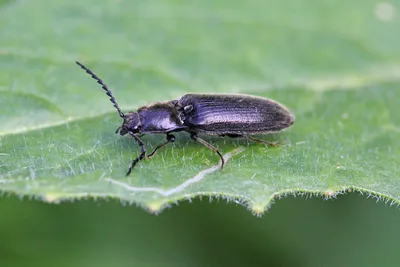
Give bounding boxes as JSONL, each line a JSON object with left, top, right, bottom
{"left": 190, "top": 133, "right": 225, "bottom": 169}
{"left": 126, "top": 133, "right": 146, "bottom": 176}
{"left": 146, "top": 133, "right": 176, "bottom": 159}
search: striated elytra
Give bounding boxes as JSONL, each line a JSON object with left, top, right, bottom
{"left": 76, "top": 61, "right": 294, "bottom": 176}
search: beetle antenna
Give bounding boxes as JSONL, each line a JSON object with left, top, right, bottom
{"left": 75, "top": 61, "right": 125, "bottom": 118}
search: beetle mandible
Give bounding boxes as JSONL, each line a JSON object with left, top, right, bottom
{"left": 75, "top": 61, "right": 294, "bottom": 176}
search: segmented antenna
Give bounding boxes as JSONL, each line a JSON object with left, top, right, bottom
{"left": 75, "top": 61, "right": 125, "bottom": 118}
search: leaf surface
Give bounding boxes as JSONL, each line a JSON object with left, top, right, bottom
{"left": 1, "top": 0, "right": 399, "bottom": 213}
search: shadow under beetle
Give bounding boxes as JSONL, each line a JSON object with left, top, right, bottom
{"left": 75, "top": 61, "right": 295, "bottom": 176}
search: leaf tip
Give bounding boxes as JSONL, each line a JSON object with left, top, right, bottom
{"left": 43, "top": 193, "right": 62, "bottom": 203}
{"left": 147, "top": 202, "right": 163, "bottom": 213}
{"left": 251, "top": 203, "right": 266, "bottom": 215}
{"left": 324, "top": 190, "right": 337, "bottom": 199}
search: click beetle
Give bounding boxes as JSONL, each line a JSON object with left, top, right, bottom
{"left": 75, "top": 61, "right": 294, "bottom": 175}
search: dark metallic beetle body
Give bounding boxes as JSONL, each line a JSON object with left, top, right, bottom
{"left": 125, "top": 94, "right": 293, "bottom": 135}
{"left": 76, "top": 61, "right": 294, "bottom": 175}
{"left": 177, "top": 94, "right": 293, "bottom": 135}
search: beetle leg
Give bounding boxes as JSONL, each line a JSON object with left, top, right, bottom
{"left": 248, "top": 136, "right": 280, "bottom": 147}
{"left": 126, "top": 133, "right": 146, "bottom": 176}
{"left": 147, "top": 134, "right": 176, "bottom": 159}
{"left": 190, "top": 133, "right": 225, "bottom": 169}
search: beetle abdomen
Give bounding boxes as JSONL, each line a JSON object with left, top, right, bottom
{"left": 178, "top": 94, "right": 294, "bottom": 135}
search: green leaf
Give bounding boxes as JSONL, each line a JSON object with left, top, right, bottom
{"left": 1, "top": 0, "right": 399, "bottom": 213}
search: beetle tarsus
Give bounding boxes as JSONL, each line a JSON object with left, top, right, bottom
{"left": 190, "top": 133, "right": 225, "bottom": 169}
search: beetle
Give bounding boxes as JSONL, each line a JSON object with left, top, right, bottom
{"left": 75, "top": 61, "right": 294, "bottom": 175}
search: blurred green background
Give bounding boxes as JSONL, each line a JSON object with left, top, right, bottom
{"left": 1, "top": 194, "right": 399, "bottom": 267}
{"left": 1, "top": 0, "right": 400, "bottom": 266}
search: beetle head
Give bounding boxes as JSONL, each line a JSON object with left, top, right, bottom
{"left": 116, "top": 112, "right": 141, "bottom": 135}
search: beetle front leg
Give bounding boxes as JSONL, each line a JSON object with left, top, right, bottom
{"left": 190, "top": 133, "right": 225, "bottom": 169}
{"left": 126, "top": 133, "right": 146, "bottom": 176}
{"left": 147, "top": 134, "right": 176, "bottom": 159}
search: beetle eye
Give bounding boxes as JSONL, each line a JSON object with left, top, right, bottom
{"left": 184, "top": 105, "right": 193, "bottom": 113}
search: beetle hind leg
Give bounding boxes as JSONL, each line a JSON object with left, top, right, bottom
{"left": 190, "top": 133, "right": 225, "bottom": 169}
{"left": 222, "top": 134, "right": 279, "bottom": 147}
{"left": 248, "top": 136, "right": 280, "bottom": 147}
